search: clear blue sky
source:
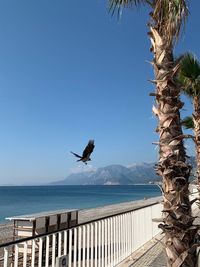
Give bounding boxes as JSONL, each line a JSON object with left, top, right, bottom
{"left": 0, "top": 1, "right": 199, "bottom": 185}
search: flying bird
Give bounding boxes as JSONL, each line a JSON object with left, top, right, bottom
{"left": 71, "top": 140, "right": 95, "bottom": 164}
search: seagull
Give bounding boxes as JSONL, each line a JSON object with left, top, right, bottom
{"left": 71, "top": 140, "right": 95, "bottom": 165}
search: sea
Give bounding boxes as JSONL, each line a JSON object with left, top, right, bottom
{"left": 0, "top": 185, "right": 161, "bottom": 223}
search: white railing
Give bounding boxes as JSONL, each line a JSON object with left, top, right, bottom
{"left": 0, "top": 202, "right": 163, "bottom": 267}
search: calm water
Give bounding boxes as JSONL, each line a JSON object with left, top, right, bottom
{"left": 0, "top": 185, "right": 161, "bottom": 222}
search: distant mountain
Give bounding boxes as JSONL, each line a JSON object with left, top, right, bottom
{"left": 128, "top": 162, "right": 159, "bottom": 182}
{"left": 51, "top": 162, "right": 161, "bottom": 185}
{"left": 51, "top": 156, "right": 196, "bottom": 185}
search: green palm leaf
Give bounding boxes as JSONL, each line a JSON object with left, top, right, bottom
{"left": 108, "top": 0, "right": 148, "bottom": 17}
{"left": 181, "top": 116, "right": 194, "bottom": 129}
{"left": 178, "top": 53, "right": 200, "bottom": 97}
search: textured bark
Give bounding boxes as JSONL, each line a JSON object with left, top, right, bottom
{"left": 193, "top": 96, "right": 200, "bottom": 192}
{"left": 149, "top": 23, "right": 198, "bottom": 267}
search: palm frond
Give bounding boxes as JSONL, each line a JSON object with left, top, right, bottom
{"left": 181, "top": 116, "right": 194, "bottom": 130}
{"left": 109, "top": 0, "right": 188, "bottom": 44}
{"left": 108, "top": 0, "right": 150, "bottom": 17}
{"left": 152, "top": 0, "right": 189, "bottom": 44}
{"left": 178, "top": 53, "right": 200, "bottom": 97}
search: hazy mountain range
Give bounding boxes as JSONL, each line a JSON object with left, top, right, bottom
{"left": 51, "top": 156, "right": 196, "bottom": 185}
{"left": 52, "top": 162, "right": 160, "bottom": 185}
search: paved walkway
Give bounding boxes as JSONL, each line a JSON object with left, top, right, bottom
{"left": 117, "top": 233, "right": 166, "bottom": 267}
{"left": 119, "top": 209, "right": 200, "bottom": 267}
{"left": 131, "top": 238, "right": 166, "bottom": 267}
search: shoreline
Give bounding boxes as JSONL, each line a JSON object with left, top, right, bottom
{"left": 0, "top": 196, "right": 162, "bottom": 244}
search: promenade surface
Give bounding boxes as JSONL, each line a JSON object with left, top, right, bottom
{"left": 117, "top": 232, "right": 166, "bottom": 267}
{"left": 119, "top": 209, "right": 200, "bottom": 267}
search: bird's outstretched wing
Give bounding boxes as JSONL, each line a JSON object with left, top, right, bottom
{"left": 82, "top": 140, "right": 95, "bottom": 158}
{"left": 70, "top": 151, "right": 82, "bottom": 158}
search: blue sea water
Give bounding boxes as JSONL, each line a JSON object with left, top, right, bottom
{"left": 0, "top": 185, "right": 161, "bottom": 223}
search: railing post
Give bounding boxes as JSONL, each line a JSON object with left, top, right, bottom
{"left": 105, "top": 219, "right": 108, "bottom": 266}
{"left": 58, "top": 232, "right": 62, "bottom": 257}
{"left": 14, "top": 244, "right": 18, "bottom": 267}
{"left": 98, "top": 221, "right": 101, "bottom": 267}
{"left": 110, "top": 217, "right": 113, "bottom": 267}
{"left": 52, "top": 234, "right": 56, "bottom": 267}
{"left": 113, "top": 217, "right": 116, "bottom": 266}
{"left": 73, "top": 228, "right": 77, "bottom": 267}
{"left": 68, "top": 229, "right": 72, "bottom": 267}
{"left": 78, "top": 227, "right": 82, "bottom": 267}
{"left": 31, "top": 239, "right": 36, "bottom": 267}
{"left": 3, "top": 247, "right": 9, "bottom": 267}
{"left": 64, "top": 230, "right": 68, "bottom": 256}
{"left": 90, "top": 224, "right": 94, "bottom": 267}
{"left": 108, "top": 218, "right": 111, "bottom": 266}
{"left": 101, "top": 220, "right": 104, "bottom": 267}
{"left": 94, "top": 222, "right": 98, "bottom": 267}
{"left": 38, "top": 237, "right": 43, "bottom": 267}
{"left": 45, "top": 235, "right": 50, "bottom": 267}
{"left": 86, "top": 224, "right": 90, "bottom": 267}
{"left": 82, "top": 225, "right": 86, "bottom": 267}
{"left": 23, "top": 242, "right": 28, "bottom": 267}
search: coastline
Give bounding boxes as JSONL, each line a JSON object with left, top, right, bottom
{"left": 0, "top": 196, "right": 162, "bottom": 244}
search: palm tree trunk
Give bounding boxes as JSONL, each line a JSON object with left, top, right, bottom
{"left": 193, "top": 96, "right": 200, "bottom": 193}
{"left": 149, "top": 25, "right": 197, "bottom": 266}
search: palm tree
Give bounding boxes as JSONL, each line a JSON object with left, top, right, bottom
{"left": 179, "top": 53, "right": 200, "bottom": 193}
{"left": 108, "top": 1, "right": 198, "bottom": 266}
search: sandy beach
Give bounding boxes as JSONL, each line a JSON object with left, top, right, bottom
{"left": 0, "top": 223, "right": 13, "bottom": 244}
